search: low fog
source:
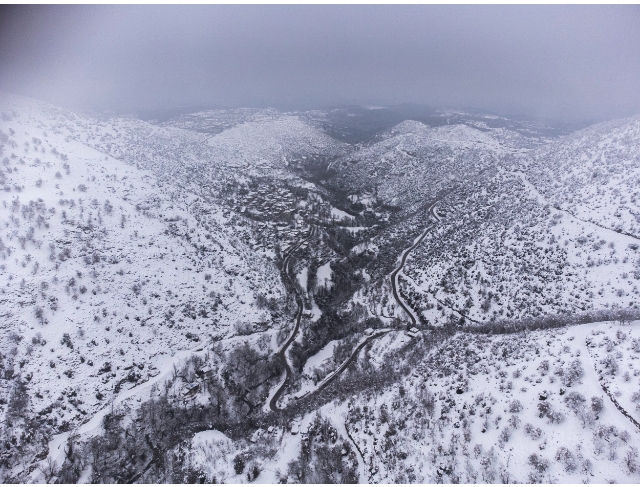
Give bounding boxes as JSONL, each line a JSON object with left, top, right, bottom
{"left": 1, "top": 5, "right": 639, "bottom": 121}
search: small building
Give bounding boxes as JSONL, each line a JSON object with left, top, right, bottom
{"left": 182, "top": 383, "right": 200, "bottom": 399}
{"left": 196, "top": 366, "right": 213, "bottom": 379}
{"left": 364, "top": 328, "right": 374, "bottom": 335}
{"left": 407, "top": 327, "right": 421, "bottom": 338}
{"left": 250, "top": 428, "right": 264, "bottom": 443}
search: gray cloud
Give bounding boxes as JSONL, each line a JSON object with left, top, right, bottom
{"left": 1, "top": 5, "right": 639, "bottom": 121}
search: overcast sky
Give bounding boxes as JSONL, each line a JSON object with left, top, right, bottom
{"left": 1, "top": 5, "right": 639, "bottom": 121}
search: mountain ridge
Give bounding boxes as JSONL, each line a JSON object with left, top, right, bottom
{"left": 1, "top": 92, "right": 640, "bottom": 483}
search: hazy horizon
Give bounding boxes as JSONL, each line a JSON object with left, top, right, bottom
{"left": 1, "top": 5, "right": 639, "bottom": 123}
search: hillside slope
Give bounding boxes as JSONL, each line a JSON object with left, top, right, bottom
{"left": 523, "top": 116, "right": 640, "bottom": 238}
{"left": 2, "top": 94, "right": 640, "bottom": 484}
{"left": 328, "top": 120, "right": 520, "bottom": 210}
{"left": 342, "top": 116, "right": 640, "bottom": 329}
{"left": 0, "top": 94, "right": 287, "bottom": 475}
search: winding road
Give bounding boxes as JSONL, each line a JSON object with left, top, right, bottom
{"left": 269, "top": 226, "right": 315, "bottom": 412}
{"left": 296, "top": 328, "right": 393, "bottom": 401}
{"left": 268, "top": 200, "right": 442, "bottom": 411}
{"left": 389, "top": 201, "right": 441, "bottom": 327}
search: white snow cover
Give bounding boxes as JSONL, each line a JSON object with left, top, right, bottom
{"left": 315, "top": 261, "right": 333, "bottom": 290}
{"left": 0, "top": 92, "right": 285, "bottom": 441}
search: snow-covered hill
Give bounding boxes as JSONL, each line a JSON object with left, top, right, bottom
{"left": 523, "top": 115, "right": 640, "bottom": 238}
{"left": 328, "top": 120, "right": 515, "bottom": 210}
{"left": 203, "top": 115, "right": 347, "bottom": 174}
{"left": 340, "top": 320, "right": 640, "bottom": 483}
{"left": 397, "top": 169, "right": 640, "bottom": 326}
{"left": 0, "top": 93, "right": 287, "bottom": 476}
{"left": 339, "top": 115, "right": 640, "bottom": 329}
{"left": 157, "top": 107, "right": 281, "bottom": 134}
{"left": 2, "top": 92, "right": 640, "bottom": 484}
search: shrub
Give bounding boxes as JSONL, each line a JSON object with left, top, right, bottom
{"left": 564, "top": 391, "right": 586, "bottom": 413}
{"left": 234, "top": 321, "right": 254, "bottom": 336}
{"left": 555, "top": 446, "right": 577, "bottom": 473}
{"left": 563, "top": 359, "right": 584, "bottom": 386}
{"left": 246, "top": 461, "right": 261, "bottom": 482}
{"left": 538, "top": 360, "right": 550, "bottom": 376}
{"left": 98, "top": 362, "right": 112, "bottom": 374}
{"left": 548, "top": 409, "right": 565, "bottom": 424}
{"left": 625, "top": 447, "right": 638, "bottom": 474}
{"left": 8, "top": 331, "right": 23, "bottom": 344}
{"left": 233, "top": 454, "right": 245, "bottom": 474}
{"left": 185, "top": 468, "right": 207, "bottom": 484}
{"left": 417, "top": 387, "right": 436, "bottom": 417}
{"left": 35, "top": 306, "right": 44, "bottom": 325}
{"left": 7, "top": 379, "right": 29, "bottom": 418}
{"left": 498, "top": 427, "right": 511, "bottom": 443}
{"left": 601, "top": 354, "right": 619, "bottom": 376}
{"left": 528, "top": 453, "right": 549, "bottom": 473}
{"left": 537, "top": 401, "right": 551, "bottom": 418}
{"left": 524, "top": 423, "right": 542, "bottom": 440}
{"left": 537, "top": 401, "right": 564, "bottom": 424}
{"left": 60, "top": 333, "right": 74, "bottom": 349}
{"left": 509, "top": 400, "right": 523, "bottom": 413}
{"left": 591, "top": 396, "right": 604, "bottom": 414}
{"left": 473, "top": 444, "right": 483, "bottom": 458}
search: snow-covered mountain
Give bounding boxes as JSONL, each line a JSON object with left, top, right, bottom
{"left": 522, "top": 115, "right": 640, "bottom": 238}
{"left": 1, "top": 93, "right": 640, "bottom": 484}
{"left": 0, "top": 94, "right": 290, "bottom": 477}
{"left": 327, "top": 120, "right": 519, "bottom": 211}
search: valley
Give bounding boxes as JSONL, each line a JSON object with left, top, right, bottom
{"left": 1, "top": 95, "right": 640, "bottom": 483}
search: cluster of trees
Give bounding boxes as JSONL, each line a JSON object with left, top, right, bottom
{"left": 462, "top": 307, "right": 640, "bottom": 336}
{"left": 56, "top": 337, "right": 283, "bottom": 483}
{"left": 286, "top": 413, "right": 358, "bottom": 483}
{"left": 53, "top": 323, "right": 380, "bottom": 483}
